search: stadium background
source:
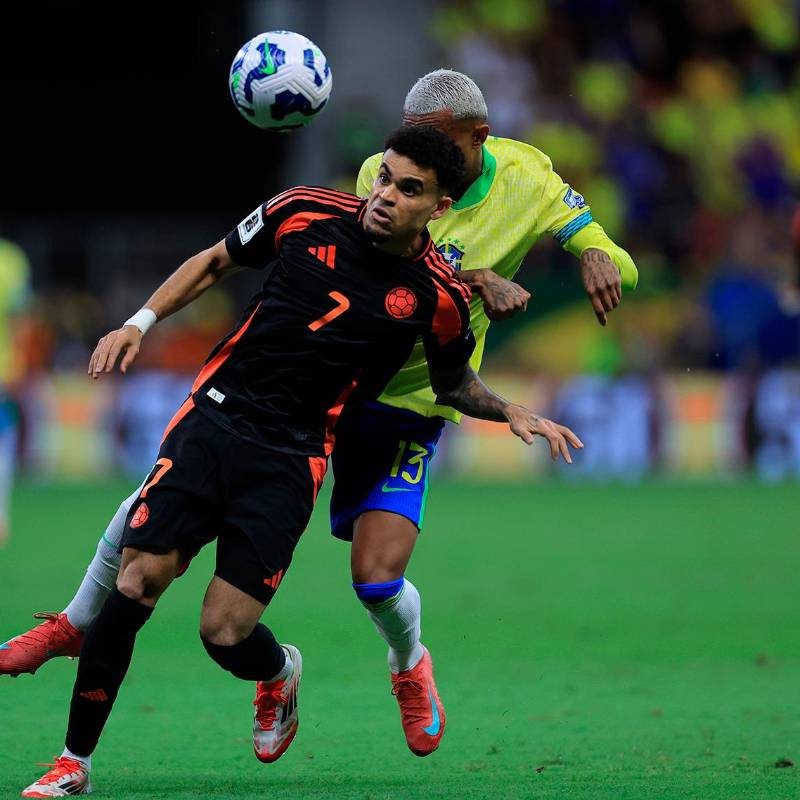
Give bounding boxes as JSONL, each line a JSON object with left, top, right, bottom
{"left": 1, "top": 2, "right": 798, "bottom": 798}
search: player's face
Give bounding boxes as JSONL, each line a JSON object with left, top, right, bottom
{"left": 363, "top": 150, "right": 452, "bottom": 248}
{"left": 403, "top": 111, "right": 489, "bottom": 183}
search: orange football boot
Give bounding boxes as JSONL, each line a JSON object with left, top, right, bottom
{"left": 390, "top": 646, "right": 446, "bottom": 756}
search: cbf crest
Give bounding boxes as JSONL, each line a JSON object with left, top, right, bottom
{"left": 435, "top": 237, "right": 466, "bottom": 271}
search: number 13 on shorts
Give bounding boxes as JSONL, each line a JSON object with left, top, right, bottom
{"left": 388, "top": 440, "right": 430, "bottom": 485}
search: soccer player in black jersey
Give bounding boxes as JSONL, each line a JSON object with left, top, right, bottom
{"left": 21, "top": 127, "right": 581, "bottom": 797}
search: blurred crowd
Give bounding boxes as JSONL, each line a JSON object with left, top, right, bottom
{"left": 431, "top": 0, "right": 800, "bottom": 373}
{"left": 1, "top": 0, "right": 799, "bottom": 484}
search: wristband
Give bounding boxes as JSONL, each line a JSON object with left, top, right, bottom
{"left": 124, "top": 308, "right": 157, "bottom": 335}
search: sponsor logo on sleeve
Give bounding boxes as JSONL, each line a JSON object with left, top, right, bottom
{"left": 238, "top": 206, "right": 264, "bottom": 244}
{"left": 563, "top": 187, "right": 586, "bottom": 209}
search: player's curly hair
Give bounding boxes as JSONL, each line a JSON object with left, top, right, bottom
{"left": 384, "top": 127, "right": 465, "bottom": 195}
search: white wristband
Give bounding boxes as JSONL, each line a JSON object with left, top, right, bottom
{"left": 124, "top": 308, "right": 157, "bottom": 335}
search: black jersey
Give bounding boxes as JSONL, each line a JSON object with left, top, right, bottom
{"left": 186, "top": 186, "right": 475, "bottom": 457}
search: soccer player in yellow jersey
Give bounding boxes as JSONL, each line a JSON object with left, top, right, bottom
{"left": 330, "top": 70, "right": 637, "bottom": 756}
{"left": 1, "top": 69, "right": 636, "bottom": 759}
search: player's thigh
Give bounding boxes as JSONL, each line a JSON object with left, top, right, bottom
{"left": 122, "top": 408, "right": 223, "bottom": 568}
{"left": 221, "top": 449, "right": 320, "bottom": 607}
{"left": 330, "top": 405, "right": 444, "bottom": 542}
{"left": 351, "top": 510, "right": 419, "bottom": 584}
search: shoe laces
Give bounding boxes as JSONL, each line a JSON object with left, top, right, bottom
{"left": 34, "top": 757, "right": 84, "bottom": 784}
{"left": 10, "top": 613, "right": 60, "bottom": 647}
{"left": 253, "top": 682, "right": 287, "bottom": 729}
{"left": 391, "top": 675, "right": 428, "bottom": 710}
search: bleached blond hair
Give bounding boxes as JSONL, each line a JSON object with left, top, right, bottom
{"left": 403, "top": 69, "right": 488, "bottom": 120}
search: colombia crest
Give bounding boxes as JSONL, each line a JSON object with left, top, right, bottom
{"left": 385, "top": 287, "right": 417, "bottom": 319}
{"left": 130, "top": 502, "right": 150, "bottom": 529}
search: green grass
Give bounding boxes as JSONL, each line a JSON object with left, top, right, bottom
{"left": 0, "top": 479, "right": 798, "bottom": 799}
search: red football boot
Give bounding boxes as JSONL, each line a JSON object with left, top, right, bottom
{"left": 390, "top": 646, "right": 446, "bottom": 756}
{"left": 252, "top": 644, "right": 302, "bottom": 763}
{"left": 21, "top": 756, "right": 91, "bottom": 797}
{"left": 0, "top": 613, "right": 83, "bottom": 676}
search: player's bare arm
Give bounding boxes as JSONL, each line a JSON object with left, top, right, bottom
{"left": 429, "top": 361, "right": 583, "bottom": 462}
{"left": 460, "top": 269, "right": 530, "bottom": 321}
{"left": 581, "top": 247, "right": 622, "bottom": 327}
{"left": 88, "top": 239, "right": 240, "bottom": 378}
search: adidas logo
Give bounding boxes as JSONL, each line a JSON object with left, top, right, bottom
{"left": 263, "top": 569, "right": 285, "bottom": 590}
{"left": 79, "top": 688, "right": 109, "bottom": 702}
{"left": 308, "top": 245, "right": 336, "bottom": 269}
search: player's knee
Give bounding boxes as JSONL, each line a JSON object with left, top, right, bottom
{"left": 353, "top": 576, "right": 405, "bottom": 606}
{"left": 199, "top": 608, "right": 252, "bottom": 646}
{"left": 116, "top": 556, "right": 172, "bottom": 603}
{"left": 116, "top": 571, "right": 158, "bottom": 603}
{"left": 351, "top": 559, "right": 405, "bottom": 585}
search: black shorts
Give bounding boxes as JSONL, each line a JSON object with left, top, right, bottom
{"left": 123, "top": 399, "right": 327, "bottom": 605}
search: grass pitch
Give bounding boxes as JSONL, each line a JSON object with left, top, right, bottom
{"left": 0, "top": 478, "right": 798, "bottom": 799}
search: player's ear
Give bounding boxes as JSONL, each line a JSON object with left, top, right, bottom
{"left": 430, "top": 195, "right": 453, "bottom": 221}
{"left": 473, "top": 123, "right": 490, "bottom": 147}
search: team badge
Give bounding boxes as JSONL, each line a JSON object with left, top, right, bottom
{"left": 130, "top": 502, "right": 150, "bottom": 529}
{"left": 385, "top": 287, "right": 417, "bottom": 319}
{"left": 435, "top": 238, "right": 466, "bottom": 270}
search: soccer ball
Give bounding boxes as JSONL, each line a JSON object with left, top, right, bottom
{"left": 229, "top": 31, "right": 332, "bottom": 131}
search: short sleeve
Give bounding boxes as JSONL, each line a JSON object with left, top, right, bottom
{"left": 535, "top": 154, "right": 594, "bottom": 246}
{"left": 224, "top": 186, "right": 360, "bottom": 269}
{"left": 225, "top": 203, "right": 272, "bottom": 268}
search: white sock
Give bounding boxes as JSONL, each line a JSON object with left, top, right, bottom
{"left": 268, "top": 646, "right": 293, "bottom": 683}
{"left": 361, "top": 578, "right": 424, "bottom": 673}
{"left": 61, "top": 747, "right": 91, "bottom": 769}
{"left": 63, "top": 483, "right": 143, "bottom": 630}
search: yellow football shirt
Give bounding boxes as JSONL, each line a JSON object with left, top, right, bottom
{"left": 356, "top": 135, "right": 638, "bottom": 422}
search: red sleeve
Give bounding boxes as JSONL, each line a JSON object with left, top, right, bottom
{"left": 421, "top": 250, "right": 476, "bottom": 368}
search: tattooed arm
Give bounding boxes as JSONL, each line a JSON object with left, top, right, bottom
{"left": 460, "top": 269, "right": 531, "bottom": 321}
{"left": 428, "top": 361, "right": 582, "bottom": 462}
{"left": 581, "top": 247, "right": 622, "bottom": 327}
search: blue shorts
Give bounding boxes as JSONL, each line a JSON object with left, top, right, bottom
{"left": 330, "top": 401, "right": 445, "bottom": 540}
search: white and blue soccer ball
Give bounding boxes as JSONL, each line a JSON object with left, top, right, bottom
{"left": 229, "top": 31, "right": 332, "bottom": 131}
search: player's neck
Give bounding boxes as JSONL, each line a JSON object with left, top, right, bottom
{"left": 372, "top": 232, "right": 425, "bottom": 259}
{"left": 454, "top": 149, "right": 484, "bottom": 202}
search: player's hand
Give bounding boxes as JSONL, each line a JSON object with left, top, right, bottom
{"left": 504, "top": 405, "right": 583, "bottom": 464}
{"left": 472, "top": 269, "right": 531, "bottom": 321}
{"left": 581, "top": 248, "right": 621, "bottom": 326}
{"left": 88, "top": 325, "right": 143, "bottom": 379}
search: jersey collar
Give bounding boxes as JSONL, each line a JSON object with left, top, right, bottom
{"left": 451, "top": 144, "right": 496, "bottom": 211}
{"left": 413, "top": 228, "right": 434, "bottom": 261}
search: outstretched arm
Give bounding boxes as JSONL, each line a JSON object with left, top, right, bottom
{"left": 88, "top": 239, "right": 239, "bottom": 378}
{"left": 429, "top": 361, "right": 583, "bottom": 463}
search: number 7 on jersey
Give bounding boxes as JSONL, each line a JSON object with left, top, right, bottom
{"left": 309, "top": 291, "right": 350, "bottom": 331}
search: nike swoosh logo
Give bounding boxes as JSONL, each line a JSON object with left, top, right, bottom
{"left": 0, "top": 643, "right": 10, "bottom": 650}
{"left": 422, "top": 687, "right": 440, "bottom": 736}
{"left": 381, "top": 483, "right": 414, "bottom": 493}
{"left": 260, "top": 47, "right": 276, "bottom": 76}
